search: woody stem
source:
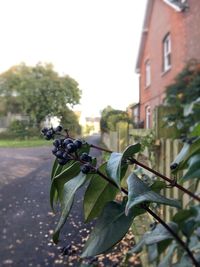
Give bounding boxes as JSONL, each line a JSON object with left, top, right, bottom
{"left": 96, "top": 169, "right": 198, "bottom": 267}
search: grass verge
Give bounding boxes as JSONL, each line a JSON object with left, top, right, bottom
{"left": 0, "top": 139, "right": 52, "bottom": 148}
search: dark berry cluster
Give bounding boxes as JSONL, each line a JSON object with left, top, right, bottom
{"left": 41, "top": 125, "right": 63, "bottom": 140}
{"left": 79, "top": 152, "right": 93, "bottom": 174}
{"left": 52, "top": 137, "right": 83, "bottom": 165}
{"left": 42, "top": 125, "right": 94, "bottom": 173}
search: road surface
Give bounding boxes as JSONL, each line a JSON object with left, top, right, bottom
{"left": 0, "top": 134, "right": 139, "bottom": 267}
{"left": 0, "top": 135, "right": 103, "bottom": 267}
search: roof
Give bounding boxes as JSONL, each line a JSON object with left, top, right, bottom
{"left": 135, "top": 0, "right": 189, "bottom": 73}
{"left": 135, "top": 0, "right": 154, "bottom": 73}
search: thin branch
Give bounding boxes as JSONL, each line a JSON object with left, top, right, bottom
{"left": 130, "top": 158, "right": 200, "bottom": 202}
{"left": 143, "top": 205, "right": 199, "bottom": 267}
{"left": 86, "top": 142, "right": 200, "bottom": 202}
{"left": 90, "top": 144, "right": 113, "bottom": 153}
{"left": 53, "top": 133, "right": 198, "bottom": 265}
{"left": 96, "top": 169, "right": 198, "bottom": 267}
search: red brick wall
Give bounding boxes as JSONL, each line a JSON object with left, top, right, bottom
{"left": 139, "top": 0, "right": 200, "bottom": 128}
{"left": 185, "top": 0, "right": 200, "bottom": 61}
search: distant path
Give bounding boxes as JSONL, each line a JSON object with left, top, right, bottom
{"left": 0, "top": 135, "right": 103, "bottom": 267}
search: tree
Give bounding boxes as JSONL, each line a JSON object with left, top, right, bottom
{"left": 58, "top": 107, "right": 81, "bottom": 136}
{"left": 164, "top": 60, "right": 200, "bottom": 136}
{"left": 0, "top": 63, "right": 81, "bottom": 127}
{"left": 100, "top": 106, "right": 130, "bottom": 132}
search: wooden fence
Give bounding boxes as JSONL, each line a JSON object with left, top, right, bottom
{"left": 101, "top": 124, "right": 194, "bottom": 266}
{"left": 101, "top": 106, "right": 199, "bottom": 266}
{"left": 102, "top": 125, "right": 194, "bottom": 216}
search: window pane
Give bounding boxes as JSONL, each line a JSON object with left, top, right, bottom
{"left": 163, "top": 34, "right": 171, "bottom": 71}
{"left": 145, "top": 60, "right": 151, "bottom": 87}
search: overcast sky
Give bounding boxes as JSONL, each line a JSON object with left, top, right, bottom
{"left": 0, "top": 0, "right": 147, "bottom": 117}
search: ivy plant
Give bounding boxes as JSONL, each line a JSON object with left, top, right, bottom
{"left": 42, "top": 125, "right": 200, "bottom": 266}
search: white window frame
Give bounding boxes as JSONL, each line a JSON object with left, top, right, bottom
{"left": 163, "top": 34, "right": 171, "bottom": 72}
{"left": 145, "top": 60, "right": 151, "bottom": 87}
{"left": 145, "top": 106, "right": 151, "bottom": 129}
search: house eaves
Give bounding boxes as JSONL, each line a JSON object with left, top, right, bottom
{"left": 163, "top": 0, "right": 188, "bottom": 12}
{"left": 135, "top": 0, "right": 188, "bottom": 73}
{"left": 135, "top": 0, "right": 154, "bottom": 73}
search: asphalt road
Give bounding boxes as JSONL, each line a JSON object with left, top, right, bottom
{"left": 0, "top": 134, "right": 104, "bottom": 267}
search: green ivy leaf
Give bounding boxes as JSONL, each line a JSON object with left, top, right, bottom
{"left": 158, "top": 242, "right": 177, "bottom": 267}
{"left": 50, "top": 159, "right": 63, "bottom": 209}
{"left": 122, "top": 143, "right": 141, "bottom": 160}
{"left": 50, "top": 159, "right": 73, "bottom": 210}
{"left": 190, "top": 123, "right": 200, "bottom": 137}
{"left": 106, "top": 143, "right": 141, "bottom": 188}
{"left": 50, "top": 161, "right": 81, "bottom": 210}
{"left": 130, "top": 222, "right": 177, "bottom": 259}
{"left": 189, "top": 235, "right": 200, "bottom": 251}
{"left": 173, "top": 206, "right": 200, "bottom": 238}
{"left": 125, "top": 173, "right": 181, "bottom": 215}
{"left": 83, "top": 163, "right": 118, "bottom": 222}
{"left": 171, "top": 137, "right": 200, "bottom": 173}
{"left": 106, "top": 152, "right": 124, "bottom": 188}
{"left": 182, "top": 219, "right": 197, "bottom": 238}
{"left": 53, "top": 160, "right": 79, "bottom": 180}
{"left": 51, "top": 158, "right": 59, "bottom": 180}
{"left": 147, "top": 243, "right": 158, "bottom": 263}
{"left": 81, "top": 201, "right": 143, "bottom": 258}
{"left": 145, "top": 222, "right": 178, "bottom": 245}
{"left": 173, "top": 209, "right": 195, "bottom": 224}
{"left": 53, "top": 172, "right": 87, "bottom": 244}
{"left": 150, "top": 181, "right": 166, "bottom": 193}
{"left": 182, "top": 154, "right": 200, "bottom": 180}
{"left": 54, "top": 162, "right": 81, "bottom": 204}
{"left": 51, "top": 158, "right": 75, "bottom": 180}
{"left": 172, "top": 255, "right": 194, "bottom": 267}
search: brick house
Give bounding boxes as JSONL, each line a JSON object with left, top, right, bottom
{"left": 136, "top": 0, "right": 200, "bottom": 128}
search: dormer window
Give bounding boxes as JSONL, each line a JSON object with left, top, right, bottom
{"left": 163, "top": 34, "right": 171, "bottom": 72}
{"left": 145, "top": 60, "right": 151, "bottom": 87}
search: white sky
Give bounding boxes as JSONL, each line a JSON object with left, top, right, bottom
{"left": 0, "top": 0, "right": 147, "bottom": 117}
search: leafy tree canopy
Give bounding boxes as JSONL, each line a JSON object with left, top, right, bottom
{"left": 58, "top": 107, "right": 81, "bottom": 136}
{"left": 164, "top": 60, "right": 200, "bottom": 136}
{"left": 0, "top": 63, "right": 81, "bottom": 127}
{"left": 100, "top": 106, "right": 130, "bottom": 132}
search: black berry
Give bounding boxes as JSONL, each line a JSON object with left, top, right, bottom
{"left": 41, "top": 127, "right": 48, "bottom": 134}
{"left": 73, "top": 139, "right": 82, "bottom": 149}
{"left": 55, "top": 125, "right": 63, "bottom": 132}
{"left": 66, "top": 143, "right": 77, "bottom": 153}
{"left": 52, "top": 147, "right": 58, "bottom": 155}
{"left": 80, "top": 152, "right": 92, "bottom": 162}
{"left": 63, "top": 138, "right": 73, "bottom": 147}
{"left": 63, "top": 152, "right": 70, "bottom": 160}
{"left": 45, "top": 133, "right": 52, "bottom": 140}
{"left": 81, "top": 164, "right": 91, "bottom": 174}
{"left": 45, "top": 129, "right": 55, "bottom": 140}
{"left": 170, "top": 163, "right": 178, "bottom": 170}
{"left": 53, "top": 139, "right": 61, "bottom": 147}
{"left": 56, "top": 150, "right": 64, "bottom": 159}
